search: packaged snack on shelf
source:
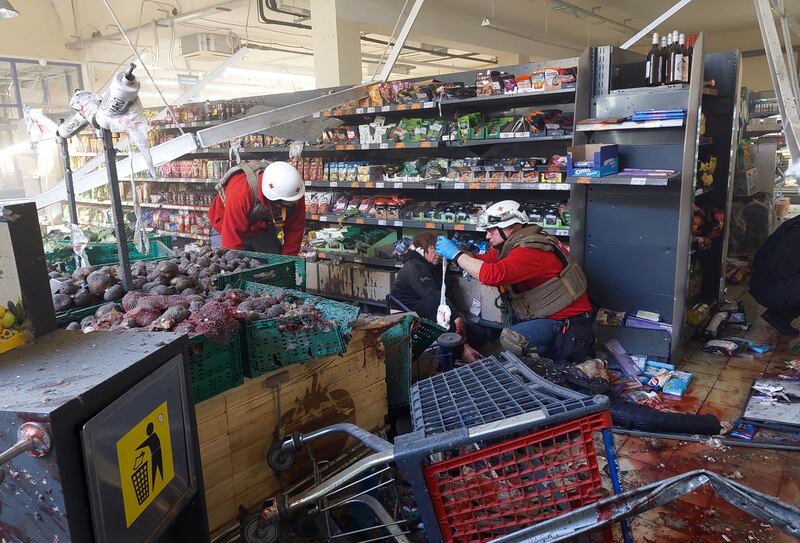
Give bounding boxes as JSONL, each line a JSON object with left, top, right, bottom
{"left": 530, "top": 70, "right": 547, "bottom": 92}
{"left": 545, "top": 68, "right": 562, "bottom": 91}
{"left": 424, "top": 158, "right": 449, "bottom": 178}
{"left": 368, "top": 84, "right": 383, "bottom": 107}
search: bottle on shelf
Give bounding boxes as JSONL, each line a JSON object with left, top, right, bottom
{"left": 678, "top": 33, "right": 689, "bottom": 84}
{"left": 660, "top": 33, "right": 671, "bottom": 86}
{"left": 646, "top": 32, "right": 661, "bottom": 86}
{"left": 666, "top": 30, "right": 683, "bottom": 85}
{"left": 686, "top": 33, "right": 696, "bottom": 82}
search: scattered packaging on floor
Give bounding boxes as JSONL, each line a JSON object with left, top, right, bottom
{"left": 730, "top": 419, "right": 758, "bottom": 440}
{"left": 662, "top": 370, "right": 692, "bottom": 397}
{"left": 702, "top": 338, "right": 746, "bottom": 356}
{"left": 596, "top": 308, "right": 626, "bottom": 326}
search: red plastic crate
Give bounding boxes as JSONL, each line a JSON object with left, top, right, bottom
{"left": 423, "top": 411, "right": 613, "bottom": 543}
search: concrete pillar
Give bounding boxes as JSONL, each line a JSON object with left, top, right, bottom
{"left": 311, "top": 0, "right": 362, "bottom": 88}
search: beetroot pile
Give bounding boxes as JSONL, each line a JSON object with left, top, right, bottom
{"left": 65, "top": 287, "right": 332, "bottom": 344}
{"left": 50, "top": 247, "right": 266, "bottom": 313}
{"left": 53, "top": 247, "right": 332, "bottom": 344}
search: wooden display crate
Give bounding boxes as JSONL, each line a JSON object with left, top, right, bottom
{"left": 194, "top": 316, "right": 404, "bottom": 535}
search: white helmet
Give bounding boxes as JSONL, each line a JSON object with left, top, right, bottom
{"left": 261, "top": 161, "right": 304, "bottom": 202}
{"left": 480, "top": 200, "right": 528, "bottom": 230}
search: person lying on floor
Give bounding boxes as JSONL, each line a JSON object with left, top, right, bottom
{"left": 390, "top": 232, "right": 486, "bottom": 362}
{"left": 502, "top": 329, "right": 733, "bottom": 436}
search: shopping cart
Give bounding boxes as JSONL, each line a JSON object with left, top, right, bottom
{"left": 246, "top": 353, "right": 629, "bottom": 543}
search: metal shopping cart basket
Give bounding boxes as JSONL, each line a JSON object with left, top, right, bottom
{"left": 245, "top": 353, "right": 629, "bottom": 543}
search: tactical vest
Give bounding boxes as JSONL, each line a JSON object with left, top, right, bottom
{"left": 215, "top": 161, "right": 286, "bottom": 227}
{"left": 498, "top": 225, "right": 588, "bottom": 320}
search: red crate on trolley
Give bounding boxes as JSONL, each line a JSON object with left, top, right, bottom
{"left": 423, "top": 411, "right": 614, "bottom": 543}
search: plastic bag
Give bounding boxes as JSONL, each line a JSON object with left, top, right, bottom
{"left": 22, "top": 107, "right": 58, "bottom": 150}
{"left": 70, "top": 223, "right": 90, "bottom": 267}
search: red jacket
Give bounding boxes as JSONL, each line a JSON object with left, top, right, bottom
{"left": 208, "top": 171, "right": 305, "bottom": 255}
{"left": 475, "top": 245, "right": 593, "bottom": 320}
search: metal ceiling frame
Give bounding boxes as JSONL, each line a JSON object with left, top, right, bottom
{"left": 35, "top": 0, "right": 425, "bottom": 209}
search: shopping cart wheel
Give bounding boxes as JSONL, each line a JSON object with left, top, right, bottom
{"left": 267, "top": 445, "right": 296, "bottom": 472}
{"left": 240, "top": 515, "right": 280, "bottom": 543}
{"left": 292, "top": 512, "right": 319, "bottom": 537}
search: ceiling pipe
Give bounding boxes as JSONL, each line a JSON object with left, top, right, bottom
{"left": 360, "top": 35, "right": 497, "bottom": 64}
{"left": 66, "top": 0, "right": 251, "bottom": 49}
{"left": 548, "top": 0, "right": 638, "bottom": 34}
{"left": 480, "top": 17, "right": 585, "bottom": 52}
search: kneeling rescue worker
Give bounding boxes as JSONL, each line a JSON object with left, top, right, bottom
{"left": 208, "top": 160, "right": 306, "bottom": 255}
{"left": 435, "top": 200, "right": 595, "bottom": 363}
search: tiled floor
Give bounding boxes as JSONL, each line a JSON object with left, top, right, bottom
{"left": 600, "top": 287, "right": 800, "bottom": 542}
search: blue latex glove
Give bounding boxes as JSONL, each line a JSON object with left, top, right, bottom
{"left": 436, "top": 236, "right": 460, "bottom": 260}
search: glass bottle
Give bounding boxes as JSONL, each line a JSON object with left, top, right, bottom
{"left": 646, "top": 32, "right": 661, "bottom": 86}
{"left": 660, "top": 34, "right": 671, "bottom": 85}
{"left": 669, "top": 30, "right": 683, "bottom": 84}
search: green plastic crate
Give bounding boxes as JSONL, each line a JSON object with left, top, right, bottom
{"left": 244, "top": 252, "right": 306, "bottom": 290}
{"left": 381, "top": 315, "right": 445, "bottom": 410}
{"left": 237, "top": 281, "right": 361, "bottom": 377}
{"left": 55, "top": 302, "right": 107, "bottom": 326}
{"left": 49, "top": 239, "right": 174, "bottom": 274}
{"left": 187, "top": 332, "right": 244, "bottom": 403}
{"left": 215, "top": 252, "right": 307, "bottom": 291}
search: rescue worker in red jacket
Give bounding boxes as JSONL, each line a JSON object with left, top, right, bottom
{"left": 208, "top": 161, "right": 305, "bottom": 255}
{"left": 435, "top": 200, "right": 594, "bottom": 363}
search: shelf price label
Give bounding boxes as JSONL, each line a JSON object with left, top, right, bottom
{"left": 365, "top": 182, "right": 374, "bottom": 188}
{"left": 355, "top": 108, "right": 365, "bottom": 114}
{"left": 454, "top": 183, "right": 465, "bottom": 189}
{"left": 454, "top": 224, "right": 465, "bottom": 231}
{"left": 393, "top": 221, "right": 403, "bottom": 227}
{"left": 395, "top": 142, "right": 406, "bottom": 149}
{"left": 311, "top": 214, "right": 319, "bottom": 220}
{"left": 469, "top": 183, "right": 480, "bottom": 190}
{"left": 353, "top": 257, "right": 363, "bottom": 263}
{"left": 500, "top": 183, "right": 512, "bottom": 190}
{"left": 499, "top": 132, "right": 515, "bottom": 139}
{"left": 420, "top": 141, "right": 433, "bottom": 148}
{"left": 356, "top": 218, "right": 365, "bottom": 224}
{"left": 376, "top": 182, "right": 385, "bottom": 188}
{"left": 330, "top": 182, "right": 338, "bottom": 187}
{"left": 555, "top": 183, "right": 570, "bottom": 190}
{"left": 425, "top": 222, "right": 436, "bottom": 229}
{"left": 379, "top": 143, "right": 389, "bottom": 149}
{"left": 487, "top": 183, "right": 497, "bottom": 189}
{"left": 630, "top": 177, "right": 647, "bottom": 185}
{"left": 378, "top": 220, "right": 387, "bottom": 226}
{"left": 381, "top": 106, "right": 391, "bottom": 112}
{"left": 425, "top": 184, "right": 436, "bottom": 190}
{"left": 335, "top": 144, "right": 344, "bottom": 151}
{"left": 424, "top": 101, "right": 435, "bottom": 108}
{"left": 397, "top": 104, "right": 407, "bottom": 110}
{"left": 576, "top": 177, "right": 592, "bottom": 184}
{"left": 312, "top": 112, "right": 321, "bottom": 118}
{"left": 351, "top": 182, "right": 359, "bottom": 188}
{"left": 366, "top": 107, "right": 376, "bottom": 113}
{"left": 411, "top": 103, "right": 422, "bottom": 109}
{"left": 345, "top": 144, "right": 355, "bottom": 150}
{"left": 319, "top": 216, "right": 328, "bottom": 221}
{"left": 393, "top": 183, "right": 404, "bottom": 189}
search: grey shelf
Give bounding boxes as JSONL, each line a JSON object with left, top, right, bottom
{"left": 566, "top": 172, "right": 680, "bottom": 186}
{"left": 304, "top": 180, "right": 571, "bottom": 191}
{"left": 575, "top": 118, "right": 684, "bottom": 131}
{"left": 445, "top": 134, "right": 572, "bottom": 147}
{"left": 305, "top": 213, "right": 569, "bottom": 236}
{"left": 308, "top": 251, "right": 404, "bottom": 268}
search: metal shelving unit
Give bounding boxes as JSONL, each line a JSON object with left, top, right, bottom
{"left": 569, "top": 35, "right": 741, "bottom": 362}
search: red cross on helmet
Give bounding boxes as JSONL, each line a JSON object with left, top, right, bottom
{"left": 480, "top": 200, "right": 528, "bottom": 230}
{"left": 261, "top": 161, "right": 304, "bottom": 202}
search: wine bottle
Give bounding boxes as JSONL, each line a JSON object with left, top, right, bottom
{"left": 678, "top": 33, "right": 689, "bottom": 83}
{"left": 662, "top": 33, "right": 673, "bottom": 85}
{"left": 646, "top": 32, "right": 661, "bottom": 86}
{"left": 669, "top": 30, "right": 683, "bottom": 84}
{"left": 686, "top": 34, "right": 696, "bottom": 83}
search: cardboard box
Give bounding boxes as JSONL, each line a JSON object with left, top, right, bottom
{"left": 567, "top": 144, "right": 619, "bottom": 177}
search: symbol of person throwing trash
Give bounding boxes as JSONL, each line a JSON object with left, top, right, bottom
{"left": 136, "top": 422, "right": 163, "bottom": 491}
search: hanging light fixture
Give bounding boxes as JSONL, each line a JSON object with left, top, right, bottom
{"left": 0, "top": 0, "right": 19, "bottom": 19}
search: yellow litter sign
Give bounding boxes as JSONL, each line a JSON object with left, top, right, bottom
{"left": 116, "top": 401, "right": 175, "bottom": 527}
